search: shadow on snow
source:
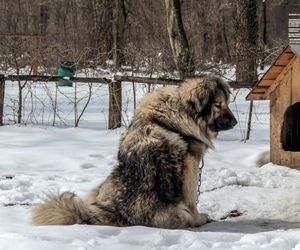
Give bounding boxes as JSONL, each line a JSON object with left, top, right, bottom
{"left": 189, "top": 219, "right": 300, "bottom": 234}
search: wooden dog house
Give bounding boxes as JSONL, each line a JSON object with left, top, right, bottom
{"left": 247, "top": 44, "right": 300, "bottom": 168}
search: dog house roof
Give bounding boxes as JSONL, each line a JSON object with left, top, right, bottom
{"left": 246, "top": 44, "right": 300, "bottom": 101}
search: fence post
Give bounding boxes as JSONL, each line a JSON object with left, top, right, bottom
{"left": 0, "top": 75, "right": 5, "bottom": 126}
{"left": 108, "top": 80, "right": 122, "bottom": 129}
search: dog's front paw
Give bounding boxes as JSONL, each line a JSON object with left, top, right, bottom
{"left": 194, "top": 212, "right": 209, "bottom": 227}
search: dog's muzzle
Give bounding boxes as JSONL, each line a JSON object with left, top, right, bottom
{"left": 210, "top": 111, "right": 237, "bottom": 132}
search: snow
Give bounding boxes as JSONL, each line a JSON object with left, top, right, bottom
{"left": 1, "top": 84, "right": 300, "bottom": 250}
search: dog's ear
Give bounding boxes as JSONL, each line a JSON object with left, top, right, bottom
{"left": 193, "top": 83, "right": 215, "bottom": 114}
{"left": 180, "top": 78, "right": 216, "bottom": 114}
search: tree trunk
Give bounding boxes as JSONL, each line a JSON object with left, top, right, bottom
{"left": 0, "top": 76, "right": 5, "bottom": 126}
{"left": 259, "top": 0, "right": 267, "bottom": 70}
{"left": 109, "top": 0, "right": 126, "bottom": 129}
{"left": 164, "top": 0, "right": 194, "bottom": 77}
{"left": 235, "top": 0, "right": 258, "bottom": 86}
{"left": 236, "top": 0, "right": 258, "bottom": 140}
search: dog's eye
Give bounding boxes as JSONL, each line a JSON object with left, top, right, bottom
{"left": 214, "top": 104, "right": 222, "bottom": 109}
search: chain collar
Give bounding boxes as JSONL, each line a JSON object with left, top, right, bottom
{"left": 196, "top": 158, "right": 204, "bottom": 204}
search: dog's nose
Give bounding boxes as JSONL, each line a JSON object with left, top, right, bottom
{"left": 231, "top": 118, "right": 237, "bottom": 127}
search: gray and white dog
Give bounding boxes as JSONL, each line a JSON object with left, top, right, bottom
{"left": 32, "top": 76, "right": 237, "bottom": 229}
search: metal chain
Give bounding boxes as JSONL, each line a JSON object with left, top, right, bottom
{"left": 196, "top": 158, "right": 204, "bottom": 204}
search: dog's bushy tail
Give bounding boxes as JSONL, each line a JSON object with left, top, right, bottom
{"left": 256, "top": 150, "right": 270, "bottom": 167}
{"left": 32, "top": 192, "right": 93, "bottom": 225}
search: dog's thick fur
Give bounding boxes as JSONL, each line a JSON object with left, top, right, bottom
{"left": 32, "top": 76, "right": 237, "bottom": 229}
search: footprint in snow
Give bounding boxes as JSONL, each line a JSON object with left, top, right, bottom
{"left": 80, "top": 163, "right": 97, "bottom": 169}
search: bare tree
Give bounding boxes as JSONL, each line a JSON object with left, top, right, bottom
{"left": 75, "top": 83, "right": 93, "bottom": 127}
{"left": 235, "top": 0, "right": 258, "bottom": 86}
{"left": 0, "top": 0, "right": 289, "bottom": 74}
{"left": 0, "top": 75, "right": 4, "bottom": 126}
{"left": 164, "top": 0, "right": 194, "bottom": 77}
{"left": 235, "top": 0, "right": 258, "bottom": 140}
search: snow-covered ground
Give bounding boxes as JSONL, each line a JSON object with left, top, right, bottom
{"left": 1, "top": 84, "right": 300, "bottom": 250}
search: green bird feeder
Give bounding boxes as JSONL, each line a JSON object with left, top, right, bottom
{"left": 57, "top": 61, "right": 76, "bottom": 87}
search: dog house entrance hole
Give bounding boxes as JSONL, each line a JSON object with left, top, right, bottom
{"left": 281, "top": 102, "right": 300, "bottom": 151}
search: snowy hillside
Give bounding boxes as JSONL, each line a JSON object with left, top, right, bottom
{"left": 1, "top": 85, "right": 300, "bottom": 250}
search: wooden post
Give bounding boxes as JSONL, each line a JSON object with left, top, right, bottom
{"left": 109, "top": 0, "right": 126, "bottom": 129}
{"left": 108, "top": 81, "right": 122, "bottom": 129}
{"left": 245, "top": 100, "right": 254, "bottom": 141}
{"left": 0, "top": 75, "right": 5, "bottom": 126}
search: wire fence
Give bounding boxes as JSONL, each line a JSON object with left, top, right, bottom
{"left": 2, "top": 80, "right": 162, "bottom": 128}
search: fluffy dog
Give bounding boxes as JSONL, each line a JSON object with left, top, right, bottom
{"left": 32, "top": 76, "right": 237, "bottom": 229}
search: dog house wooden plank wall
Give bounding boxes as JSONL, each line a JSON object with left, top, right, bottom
{"left": 247, "top": 44, "right": 300, "bottom": 169}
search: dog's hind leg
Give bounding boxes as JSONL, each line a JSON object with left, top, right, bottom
{"left": 151, "top": 202, "right": 208, "bottom": 229}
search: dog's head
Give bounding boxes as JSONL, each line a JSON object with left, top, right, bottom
{"left": 205, "top": 85, "right": 237, "bottom": 132}
{"left": 180, "top": 76, "right": 237, "bottom": 133}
